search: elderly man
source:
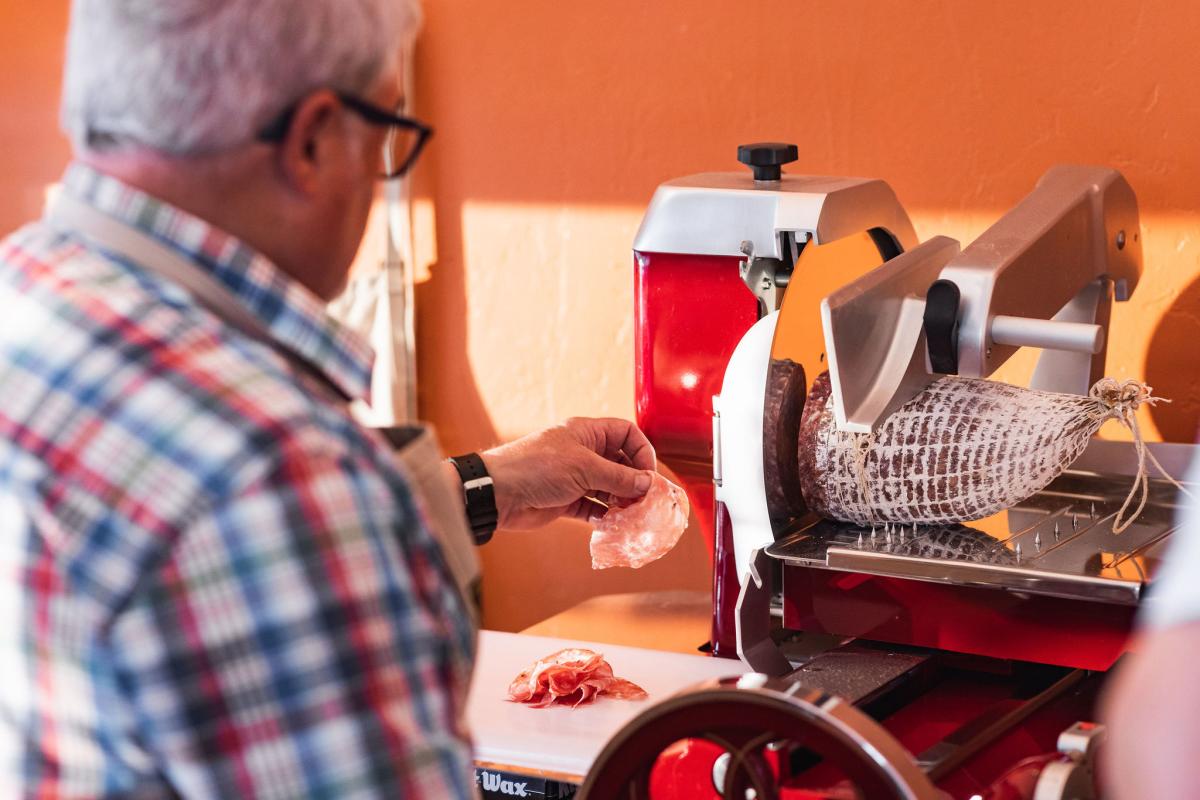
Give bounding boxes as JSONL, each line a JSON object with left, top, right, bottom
{"left": 0, "top": 0, "right": 656, "bottom": 796}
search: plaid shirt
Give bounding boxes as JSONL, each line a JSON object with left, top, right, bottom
{"left": 0, "top": 164, "right": 476, "bottom": 798}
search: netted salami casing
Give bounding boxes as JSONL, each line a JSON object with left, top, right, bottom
{"left": 798, "top": 371, "right": 1161, "bottom": 528}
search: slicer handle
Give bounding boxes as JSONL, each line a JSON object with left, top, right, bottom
{"left": 990, "top": 315, "right": 1105, "bottom": 354}
{"left": 924, "top": 279, "right": 962, "bottom": 374}
{"left": 737, "top": 142, "right": 798, "bottom": 182}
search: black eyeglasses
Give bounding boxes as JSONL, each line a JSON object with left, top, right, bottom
{"left": 257, "top": 92, "right": 433, "bottom": 180}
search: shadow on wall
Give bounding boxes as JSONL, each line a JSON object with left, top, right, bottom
{"left": 412, "top": 143, "right": 498, "bottom": 456}
{"left": 1146, "top": 275, "right": 1200, "bottom": 444}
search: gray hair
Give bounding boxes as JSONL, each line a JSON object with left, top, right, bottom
{"left": 62, "top": 0, "right": 421, "bottom": 154}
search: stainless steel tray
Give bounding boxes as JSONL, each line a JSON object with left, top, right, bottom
{"left": 765, "top": 465, "right": 1188, "bottom": 606}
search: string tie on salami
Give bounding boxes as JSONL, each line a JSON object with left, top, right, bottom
{"left": 1087, "top": 378, "right": 1192, "bottom": 533}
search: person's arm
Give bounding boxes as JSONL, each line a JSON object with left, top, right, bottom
{"left": 1101, "top": 456, "right": 1200, "bottom": 798}
{"left": 475, "top": 417, "right": 658, "bottom": 531}
{"left": 110, "top": 449, "right": 476, "bottom": 799}
{"left": 1102, "top": 623, "right": 1200, "bottom": 799}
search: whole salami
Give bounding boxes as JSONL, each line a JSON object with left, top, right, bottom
{"left": 798, "top": 371, "right": 1168, "bottom": 532}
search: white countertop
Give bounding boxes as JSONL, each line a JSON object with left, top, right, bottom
{"left": 467, "top": 629, "right": 749, "bottom": 782}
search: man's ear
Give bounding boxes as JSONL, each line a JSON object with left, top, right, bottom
{"left": 276, "top": 89, "right": 341, "bottom": 194}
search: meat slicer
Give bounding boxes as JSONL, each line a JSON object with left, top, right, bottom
{"left": 609, "top": 143, "right": 1198, "bottom": 798}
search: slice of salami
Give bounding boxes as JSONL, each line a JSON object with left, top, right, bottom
{"left": 603, "top": 678, "right": 649, "bottom": 701}
{"left": 508, "top": 648, "right": 605, "bottom": 703}
{"left": 506, "top": 648, "right": 648, "bottom": 708}
{"left": 590, "top": 472, "right": 690, "bottom": 569}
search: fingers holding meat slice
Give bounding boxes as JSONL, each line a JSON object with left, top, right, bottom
{"left": 589, "top": 472, "right": 690, "bottom": 569}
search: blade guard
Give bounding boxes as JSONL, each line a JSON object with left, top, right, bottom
{"left": 822, "top": 236, "right": 961, "bottom": 433}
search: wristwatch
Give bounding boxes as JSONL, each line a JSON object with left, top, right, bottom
{"left": 448, "top": 453, "right": 498, "bottom": 545}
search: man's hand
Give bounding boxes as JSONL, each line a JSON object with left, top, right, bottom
{"left": 477, "top": 417, "right": 657, "bottom": 531}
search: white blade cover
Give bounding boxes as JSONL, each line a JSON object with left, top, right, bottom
{"left": 821, "top": 236, "right": 960, "bottom": 432}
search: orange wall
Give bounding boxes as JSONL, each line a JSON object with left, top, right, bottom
{"left": 413, "top": 0, "right": 1200, "bottom": 630}
{"left": 0, "top": 2, "right": 71, "bottom": 232}
{"left": 5, "top": 3, "right": 1200, "bottom": 633}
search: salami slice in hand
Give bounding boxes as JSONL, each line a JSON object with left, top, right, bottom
{"left": 589, "top": 472, "right": 690, "bottom": 569}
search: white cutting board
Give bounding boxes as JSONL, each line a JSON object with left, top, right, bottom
{"left": 468, "top": 630, "right": 749, "bottom": 781}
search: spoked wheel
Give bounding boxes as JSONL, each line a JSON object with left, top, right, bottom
{"left": 577, "top": 674, "right": 942, "bottom": 800}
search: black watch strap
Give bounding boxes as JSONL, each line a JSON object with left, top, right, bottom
{"left": 448, "top": 453, "right": 498, "bottom": 545}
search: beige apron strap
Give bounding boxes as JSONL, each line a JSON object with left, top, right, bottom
{"left": 382, "top": 425, "right": 482, "bottom": 619}
{"left": 44, "top": 191, "right": 482, "bottom": 616}
{"left": 47, "top": 192, "right": 355, "bottom": 403}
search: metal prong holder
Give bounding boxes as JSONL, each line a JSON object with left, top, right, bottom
{"left": 761, "top": 439, "right": 1195, "bottom": 670}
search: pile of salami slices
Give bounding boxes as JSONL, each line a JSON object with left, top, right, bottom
{"left": 507, "top": 648, "right": 648, "bottom": 708}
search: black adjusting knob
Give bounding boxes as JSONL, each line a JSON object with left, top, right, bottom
{"left": 923, "top": 279, "right": 961, "bottom": 375}
{"left": 737, "top": 142, "right": 799, "bottom": 181}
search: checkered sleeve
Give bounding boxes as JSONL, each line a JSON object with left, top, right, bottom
{"left": 108, "top": 446, "right": 477, "bottom": 799}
